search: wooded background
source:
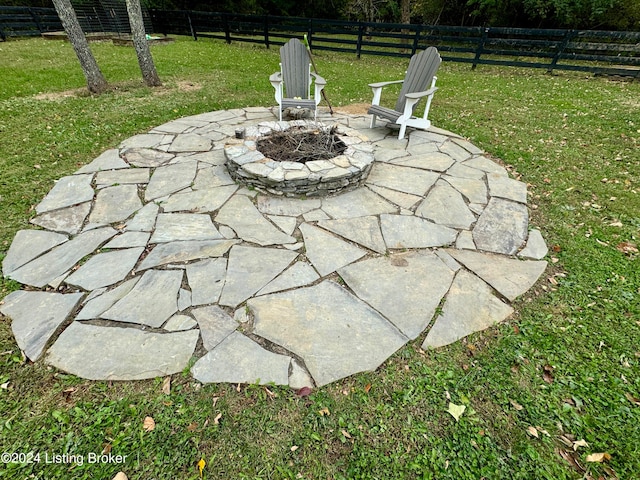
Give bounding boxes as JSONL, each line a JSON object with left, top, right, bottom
{"left": 2, "top": 0, "right": 639, "bottom": 31}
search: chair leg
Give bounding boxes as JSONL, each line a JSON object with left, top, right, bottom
{"left": 370, "top": 114, "right": 377, "bottom": 128}
{"left": 398, "top": 123, "right": 407, "bottom": 140}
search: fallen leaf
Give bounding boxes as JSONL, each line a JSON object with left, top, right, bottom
{"left": 264, "top": 387, "right": 276, "bottom": 398}
{"left": 585, "top": 452, "right": 611, "bottom": 463}
{"left": 162, "top": 376, "right": 171, "bottom": 395}
{"left": 624, "top": 392, "right": 640, "bottom": 406}
{"left": 364, "top": 383, "right": 372, "bottom": 393}
{"left": 557, "top": 448, "right": 586, "bottom": 473}
{"left": 212, "top": 396, "right": 219, "bottom": 408}
{"left": 296, "top": 386, "right": 312, "bottom": 397}
{"left": 142, "top": 416, "right": 155, "bottom": 432}
{"left": 213, "top": 412, "right": 222, "bottom": 425}
{"left": 187, "top": 422, "right": 198, "bottom": 432}
{"left": 102, "top": 443, "right": 112, "bottom": 455}
{"left": 617, "top": 242, "right": 638, "bottom": 255}
{"left": 341, "top": 429, "right": 352, "bottom": 439}
{"left": 573, "top": 439, "right": 588, "bottom": 451}
{"left": 318, "top": 407, "right": 330, "bottom": 416}
{"left": 509, "top": 399, "right": 523, "bottom": 411}
{"left": 527, "top": 426, "right": 539, "bottom": 438}
{"left": 112, "top": 473, "right": 128, "bottom": 480}
{"left": 543, "top": 364, "right": 554, "bottom": 384}
{"left": 447, "top": 402, "right": 466, "bottom": 422}
{"left": 290, "top": 445, "right": 299, "bottom": 452}
{"left": 197, "top": 458, "right": 206, "bottom": 478}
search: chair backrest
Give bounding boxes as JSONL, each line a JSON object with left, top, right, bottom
{"left": 280, "top": 38, "right": 311, "bottom": 99}
{"left": 395, "top": 47, "right": 442, "bottom": 113}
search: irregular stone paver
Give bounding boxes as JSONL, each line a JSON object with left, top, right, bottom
{"left": 473, "top": 198, "right": 528, "bottom": 255}
{"left": 75, "top": 149, "right": 128, "bottom": 173}
{"left": 186, "top": 258, "right": 227, "bottom": 305}
{"left": 30, "top": 202, "right": 92, "bottom": 235}
{"left": 7, "top": 227, "right": 116, "bottom": 288}
{"left": 65, "top": 247, "right": 143, "bottom": 290}
{"left": 160, "top": 185, "right": 237, "bottom": 213}
{"left": 145, "top": 160, "right": 197, "bottom": 201}
{"left": 102, "top": 269, "right": 182, "bottom": 327}
{"left": 2, "top": 230, "right": 68, "bottom": 275}
{"left": 216, "top": 195, "right": 296, "bottom": 245}
{"left": 1, "top": 108, "right": 548, "bottom": 387}
{"left": 380, "top": 214, "right": 457, "bottom": 249}
{"left": 257, "top": 261, "right": 320, "bottom": 295}
{"left": 76, "top": 277, "right": 141, "bottom": 320}
{"left": 249, "top": 281, "right": 408, "bottom": 387}
{"left": 518, "top": 229, "right": 548, "bottom": 260}
{"left": 150, "top": 213, "right": 222, "bottom": 243}
{"left": 366, "top": 162, "right": 439, "bottom": 196}
{"left": 0, "top": 291, "right": 84, "bottom": 360}
{"left": 46, "top": 322, "right": 199, "bottom": 380}
{"left": 415, "top": 184, "right": 476, "bottom": 229}
{"left": 191, "top": 331, "right": 291, "bottom": 385}
{"left": 35, "top": 174, "right": 94, "bottom": 214}
{"left": 317, "top": 216, "right": 386, "bottom": 254}
{"left": 299, "top": 223, "right": 366, "bottom": 276}
{"left": 422, "top": 269, "right": 514, "bottom": 349}
{"left": 192, "top": 305, "right": 239, "bottom": 350}
{"left": 137, "top": 239, "right": 238, "bottom": 271}
{"left": 89, "top": 184, "right": 143, "bottom": 225}
{"left": 446, "top": 249, "right": 547, "bottom": 301}
{"left": 321, "top": 188, "right": 396, "bottom": 219}
{"left": 338, "top": 251, "right": 455, "bottom": 339}
{"left": 219, "top": 245, "right": 298, "bottom": 307}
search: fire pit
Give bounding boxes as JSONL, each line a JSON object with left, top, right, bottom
{"left": 224, "top": 121, "right": 374, "bottom": 197}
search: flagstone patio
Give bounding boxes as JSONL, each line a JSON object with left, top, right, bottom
{"left": 0, "top": 106, "right": 548, "bottom": 388}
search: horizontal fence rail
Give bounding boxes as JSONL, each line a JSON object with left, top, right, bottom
{"left": 2, "top": 6, "right": 639, "bottom": 77}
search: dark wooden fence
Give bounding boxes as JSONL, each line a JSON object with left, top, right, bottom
{"left": 2, "top": 6, "right": 639, "bottom": 78}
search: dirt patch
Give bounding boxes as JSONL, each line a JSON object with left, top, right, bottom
{"left": 33, "top": 80, "right": 202, "bottom": 101}
{"left": 34, "top": 88, "right": 87, "bottom": 101}
{"left": 334, "top": 103, "right": 370, "bottom": 115}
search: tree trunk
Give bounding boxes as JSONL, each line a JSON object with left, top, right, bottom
{"left": 125, "top": 0, "right": 162, "bottom": 87}
{"left": 401, "top": 0, "right": 411, "bottom": 52}
{"left": 51, "top": 0, "right": 108, "bottom": 94}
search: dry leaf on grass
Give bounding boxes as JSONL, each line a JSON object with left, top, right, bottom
{"left": 527, "top": 426, "right": 539, "bottom": 438}
{"left": 447, "top": 402, "right": 466, "bottom": 422}
{"left": 509, "top": 399, "right": 524, "bottom": 411}
{"left": 112, "top": 472, "right": 128, "bottom": 480}
{"left": 318, "top": 407, "right": 330, "bottom": 416}
{"left": 142, "top": 416, "right": 155, "bottom": 432}
{"left": 586, "top": 452, "right": 611, "bottom": 463}
{"left": 213, "top": 412, "right": 222, "bottom": 425}
{"left": 573, "top": 439, "right": 588, "bottom": 451}
{"left": 197, "top": 458, "right": 206, "bottom": 478}
{"left": 296, "top": 386, "right": 312, "bottom": 397}
{"left": 341, "top": 429, "right": 352, "bottom": 439}
{"left": 162, "top": 376, "right": 171, "bottom": 395}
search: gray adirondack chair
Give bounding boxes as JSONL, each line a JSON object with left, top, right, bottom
{"left": 368, "top": 47, "right": 441, "bottom": 140}
{"left": 270, "top": 38, "right": 326, "bottom": 121}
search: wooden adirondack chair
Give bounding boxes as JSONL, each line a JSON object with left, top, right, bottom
{"left": 368, "top": 47, "right": 441, "bottom": 140}
{"left": 270, "top": 38, "right": 326, "bottom": 121}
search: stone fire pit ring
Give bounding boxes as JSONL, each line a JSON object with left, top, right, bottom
{"left": 224, "top": 120, "right": 375, "bottom": 197}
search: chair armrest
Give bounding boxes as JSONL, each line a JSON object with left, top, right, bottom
{"left": 310, "top": 72, "right": 326, "bottom": 86}
{"left": 368, "top": 80, "right": 404, "bottom": 88}
{"left": 269, "top": 72, "right": 282, "bottom": 84}
{"left": 404, "top": 86, "right": 438, "bottom": 100}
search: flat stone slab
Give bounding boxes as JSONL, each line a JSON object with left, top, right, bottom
{"left": 2, "top": 230, "right": 68, "bottom": 275}
{"left": 0, "top": 291, "right": 84, "bottom": 361}
{"left": 446, "top": 249, "right": 547, "bottom": 301}
{"left": 102, "top": 269, "right": 182, "bottom": 327}
{"left": 46, "top": 322, "right": 199, "bottom": 380}
{"left": 422, "top": 269, "right": 514, "bottom": 349}
{"left": 35, "top": 174, "right": 94, "bottom": 214}
{"left": 216, "top": 195, "right": 296, "bottom": 246}
{"left": 473, "top": 198, "right": 528, "bottom": 255}
{"left": 219, "top": 245, "right": 298, "bottom": 307}
{"left": 338, "top": 251, "right": 455, "bottom": 339}
{"left": 191, "top": 331, "right": 291, "bottom": 385}
{"left": 1, "top": 109, "right": 547, "bottom": 388}
{"left": 249, "top": 281, "right": 408, "bottom": 387}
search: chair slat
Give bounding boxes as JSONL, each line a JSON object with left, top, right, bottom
{"left": 394, "top": 47, "right": 441, "bottom": 113}
{"left": 281, "top": 38, "right": 310, "bottom": 99}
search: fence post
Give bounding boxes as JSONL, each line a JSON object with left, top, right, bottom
{"left": 223, "top": 13, "right": 231, "bottom": 44}
{"left": 548, "top": 29, "right": 575, "bottom": 74}
{"left": 472, "top": 27, "right": 489, "bottom": 70}
{"left": 28, "top": 7, "right": 44, "bottom": 34}
{"left": 186, "top": 11, "right": 196, "bottom": 41}
{"left": 307, "top": 18, "right": 313, "bottom": 47}
{"left": 356, "top": 23, "right": 364, "bottom": 59}
{"left": 412, "top": 24, "right": 421, "bottom": 56}
{"left": 264, "top": 14, "right": 269, "bottom": 49}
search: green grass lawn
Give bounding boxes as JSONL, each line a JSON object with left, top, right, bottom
{"left": 0, "top": 36, "right": 638, "bottom": 480}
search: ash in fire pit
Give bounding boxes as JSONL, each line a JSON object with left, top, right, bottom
{"left": 256, "top": 126, "right": 347, "bottom": 164}
{"left": 225, "top": 121, "right": 374, "bottom": 197}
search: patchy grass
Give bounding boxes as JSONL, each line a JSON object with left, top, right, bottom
{"left": 0, "top": 37, "right": 639, "bottom": 479}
